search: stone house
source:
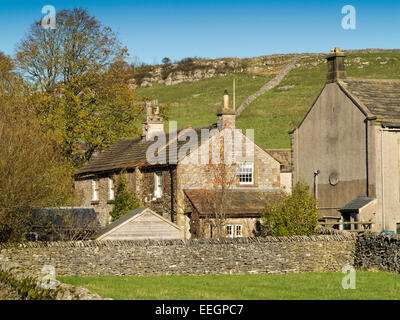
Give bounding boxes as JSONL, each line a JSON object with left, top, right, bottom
{"left": 265, "top": 149, "right": 292, "bottom": 193}
{"left": 290, "top": 47, "right": 400, "bottom": 233}
{"left": 75, "top": 92, "right": 285, "bottom": 239}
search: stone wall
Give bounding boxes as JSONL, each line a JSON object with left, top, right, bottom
{"left": 0, "top": 255, "right": 109, "bottom": 300}
{"left": 355, "top": 233, "right": 400, "bottom": 272}
{"left": 0, "top": 235, "right": 356, "bottom": 277}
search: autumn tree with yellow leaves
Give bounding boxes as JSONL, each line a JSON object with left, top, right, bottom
{"left": 15, "top": 8, "right": 143, "bottom": 165}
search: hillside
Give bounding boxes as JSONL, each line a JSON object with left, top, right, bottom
{"left": 136, "top": 51, "right": 400, "bottom": 149}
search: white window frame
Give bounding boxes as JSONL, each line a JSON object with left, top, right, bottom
{"left": 154, "top": 172, "right": 163, "bottom": 198}
{"left": 92, "top": 180, "right": 99, "bottom": 202}
{"left": 108, "top": 177, "right": 115, "bottom": 201}
{"left": 235, "top": 225, "right": 243, "bottom": 238}
{"left": 226, "top": 225, "right": 234, "bottom": 238}
{"left": 238, "top": 162, "right": 254, "bottom": 185}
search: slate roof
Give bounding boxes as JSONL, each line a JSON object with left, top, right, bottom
{"left": 94, "top": 208, "right": 146, "bottom": 239}
{"left": 339, "top": 197, "right": 376, "bottom": 212}
{"left": 265, "top": 149, "right": 292, "bottom": 172}
{"left": 184, "top": 189, "right": 281, "bottom": 218}
{"left": 31, "top": 207, "right": 98, "bottom": 228}
{"left": 339, "top": 78, "right": 400, "bottom": 121}
{"left": 76, "top": 124, "right": 218, "bottom": 176}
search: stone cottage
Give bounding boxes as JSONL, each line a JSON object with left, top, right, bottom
{"left": 265, "top": 149, "right": 292, "bottom": 193}
{"left": 75, "top": 92, "right": 285, "bottom": 239}
{"left": 290, "top": 47, "right": 400, "bottom": 233}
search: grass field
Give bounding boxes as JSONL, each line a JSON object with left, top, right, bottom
{"left": 137, "top": 51, "right": 400, "bottom": 149}
{"left": 59, "top": 271, "right": 400, "bottom": 300}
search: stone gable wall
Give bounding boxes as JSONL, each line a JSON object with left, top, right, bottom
{"left": 0, "top": 235, "right": 356, "bottom": 277}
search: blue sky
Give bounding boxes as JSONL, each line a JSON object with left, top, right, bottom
{"left": 0, "top": 0, "right": 399, "bottom": 64}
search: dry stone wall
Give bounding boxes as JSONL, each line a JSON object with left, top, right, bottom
{"left": 0, "top": 255, "right": 109, "bottom": 300}
{"left": 355, "top": 233, "right": 400, "bottom": 272}
{"left": 0, "top": 235, "right": 356, "bottom": 277}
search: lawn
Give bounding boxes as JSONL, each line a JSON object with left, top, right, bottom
{"left": 59, "top": 271, "right": 400, "bottom": 300}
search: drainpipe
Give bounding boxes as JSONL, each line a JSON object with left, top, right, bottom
{"left": 381, "top": 127, "right": 385, "bottom": 232}
{"left": 314, "top": 170, "right": 320, "bottom": 203}
{"left": 380, "top": 127, "right": 400, "bottom": 232}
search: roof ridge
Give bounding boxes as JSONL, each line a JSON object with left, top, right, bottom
{"left": 345, "top": 77, "right": 400, "bottom": 83}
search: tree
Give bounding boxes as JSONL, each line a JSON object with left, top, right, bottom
{"left": 35, "top": 60, "right": 143, "bottom": 164}
{"left": 15, "top": 8, "right": 127, "bottom": 91}
{"left": 15, "top": 9, "right": 143, "bottom": 165}
{"left": 0, "top": 76, "right": 75, "bottom": 242}
{"left": 0, "top": 52, "right": 15, "bottom": 83}
{"left": 201, "top": 163, "right": 237, "bottom": 238}
{"left": 161, "top": 57, "right": 172, "bottom": 80}
{"left": 162, "top": 57, "right": 171, "bottom": 65}
{"left": 196, "top": 132, "right": 238, "bottom": 238}
{"left": 261, "top": 181, "right": 319, "bottom": 236}
{"left": 109, "top": 173, "right": 141, "bottom": 221}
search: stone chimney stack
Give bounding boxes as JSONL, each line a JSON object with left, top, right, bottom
{"left": 142, "top": 100, "right": 164, "bottom": 140}
{"left": 326, "top": 47, "right": 347, "bottom": 83}
{"left": 217, "top": 90, "right": 236, "bottom": 129}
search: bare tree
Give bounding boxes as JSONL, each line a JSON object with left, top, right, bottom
{"left": 200, "top": 161, "right": 237, "bottom": 238}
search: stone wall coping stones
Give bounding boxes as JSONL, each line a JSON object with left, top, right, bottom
{"left": 0, "top": 234, "right": 357, "bottom": 249}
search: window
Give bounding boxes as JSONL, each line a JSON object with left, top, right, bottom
{"left": 154, "top": 172, "right": 163, "bottom": 198}
{"left": 226, "top": 225, "right": 233, "bottom": 238}
{"left": 108, "top": 178, "right": 115, "bottom": 201}
{"left": 235, "top": 225, "right": 243, "bottom": 237}
{"left": 92, "top": 180, "right": 99, "bottom": 202}
{"left": 239, "top": 162, "right": 254, "bottom": 185}
{"left": 226, "top": 224, "right": 243, "bottom": 238}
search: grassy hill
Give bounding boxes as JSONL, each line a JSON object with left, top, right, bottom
{"left": 137, "top": 51, "right": 400, "bottom": 149}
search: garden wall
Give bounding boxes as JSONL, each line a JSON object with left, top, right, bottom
{"left": 355, "top": 233, "right": 400, "bottom": 272}
{"left": 0, "top": 235, "right": 356, "bottom": 276}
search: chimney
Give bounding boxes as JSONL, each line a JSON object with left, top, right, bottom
{"left": 326, "top": 47, "right": 347, "bottom": 83}
{"left": 217, "top": 90, "right": 236, "bottom": 129}
{"left": 142, "top": 100, "right": 164, "bottom": 140}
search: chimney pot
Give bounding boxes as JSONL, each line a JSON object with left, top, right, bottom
{"left": 223, "top": 90, "right": 229, "bottom": 109}
{"left": 217, "top": 90, "right": 236, "bottom": 129}
{"left": 146, "top": 102, "right": 152, "bottom": 116}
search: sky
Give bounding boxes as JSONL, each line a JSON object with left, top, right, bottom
{"left": 0, "top": 0, "right": 399, "bottom": 64}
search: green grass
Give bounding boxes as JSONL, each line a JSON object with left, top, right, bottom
{"left": 59, "top": 271, "right": 400, "bottom": 300}
{"left": 138, "top": 73, "right": 274, "bottom": 130}
{"left": 137, "top": 51, "right": 400, "bottom": 149}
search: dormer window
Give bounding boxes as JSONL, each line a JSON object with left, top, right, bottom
{"left": 154, "top": 172, "right": 163, "bottom": 198}
{"left": 238, "top": 162, "right": 254, "bottom": 185}
{"left": 92, "top": 180, "right": 99, "bottom": 202}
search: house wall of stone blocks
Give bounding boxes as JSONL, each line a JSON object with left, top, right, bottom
{"left": 176, "top": 130, "right": 281, "bottom": 238}
{"left": 75, "top": 175, "right": 114, "bottom": 226}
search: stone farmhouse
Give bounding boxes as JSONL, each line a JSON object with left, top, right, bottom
{"left": 291, "top": 47, "right": 400, "bottom": 233}
{"left": 75, "top": 92, "right": 290, "bottom": 239}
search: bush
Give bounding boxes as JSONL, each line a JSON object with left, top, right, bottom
{"left": 132, "top": 64, "right": 153, "bottom": 85}
{"left": 261, "top": 181, "right": 319, "bottom": 236}
{"left": 109, "top": 173, "right": 140, "bottom": 221}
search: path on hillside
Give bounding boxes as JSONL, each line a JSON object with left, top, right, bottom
{"left": 236, "top": 54, "right": 305, "bottom": 117}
